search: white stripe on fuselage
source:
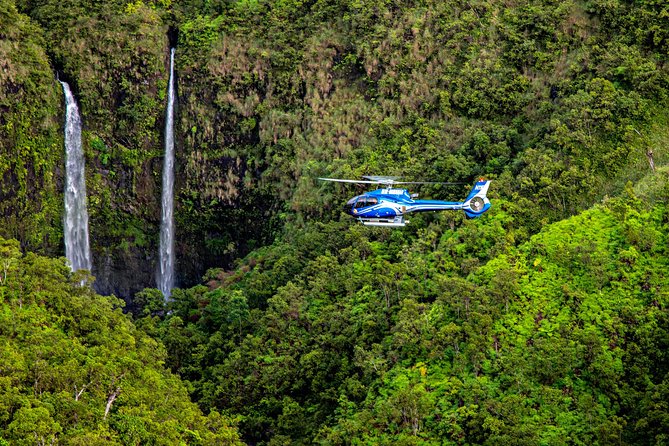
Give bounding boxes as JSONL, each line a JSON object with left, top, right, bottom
{"left": 357, "top": 201, "right": 464, "bottom": 216}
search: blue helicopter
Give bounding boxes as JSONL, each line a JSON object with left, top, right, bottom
{"left": 319, "top": 176, "right": 491, "bottom": 227}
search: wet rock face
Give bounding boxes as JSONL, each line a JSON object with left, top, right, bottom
{"left": 2, "top": 4, "right": 279, "bottom": 302}
{"left": 86, "top": 163, "right": 275, "bottom": 302}
{"left": 93, "top": 245, "right": 156, "bottom": 305}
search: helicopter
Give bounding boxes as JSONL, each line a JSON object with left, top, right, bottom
{"left": 319, "top": 176, "right": 491, "bottom": 227}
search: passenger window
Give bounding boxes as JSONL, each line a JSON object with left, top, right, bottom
{"left": 355, "top": 197, "right": 378, "bottom": 208}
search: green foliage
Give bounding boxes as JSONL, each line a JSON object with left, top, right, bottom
{"left": 0, "top": 236, "right": 242, "bottom": 444}
{"left": 3, "top": 0, "right": 669, "bottom": 443}
{"left": 134, "top": 287, "right": 166, "bottom": 316}
{"left": 156, "top": 192, "right": 669, "bottom": 444}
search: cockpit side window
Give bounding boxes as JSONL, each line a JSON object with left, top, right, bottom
{"left": 354, "top": 197, "right": 378, "bottom": 208}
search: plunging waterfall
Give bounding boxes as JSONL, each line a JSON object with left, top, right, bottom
{"left": 158, "top": 48, "right": 176, "bottom": 299}
{"left": 60, "top": 80, "right": 92, "bottom": 272}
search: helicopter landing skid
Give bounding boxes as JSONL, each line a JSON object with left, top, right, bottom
{"left": 358, "top": 216, "right": 408, "bottom": 227}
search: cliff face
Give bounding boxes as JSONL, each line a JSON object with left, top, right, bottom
{"left": 35, "top": 2, "right": 178, "bottom": 298}
{"left": 2, "top": 0, "right": 668, "bottom": 299}
{"left": 3, "top": 0, "right": 277, "bottom": 298}
{"left": 0, "top": 0, "right": 63, "bottom": 255}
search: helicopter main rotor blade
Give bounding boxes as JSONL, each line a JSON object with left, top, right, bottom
{"left": 318, "top": 177, "right": 383, "bottom": 185}
{"left": 319, "top": 177, "right": 467, "bottom": 186}
{"left": 391, "top": 181, "right": 466, "bottom": 185}
{"left": 362, "top": 175, "right": 400, "bottom": 182}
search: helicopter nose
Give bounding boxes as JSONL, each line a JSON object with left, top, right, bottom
{"left": 343, "top": 197, "right": 357, "bottom": 215}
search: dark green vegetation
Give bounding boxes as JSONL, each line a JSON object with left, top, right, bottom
{"left": 2, "top": 0, "right": 667, "bottom": 296}
{"left": 0, "top": 237, "right": 242, "bottom": 444}
{"left": 0, "top": 0, "right": 63, "bottom": 254}
{"left": 2, "top": 0, "right": 669, "bottom": 443}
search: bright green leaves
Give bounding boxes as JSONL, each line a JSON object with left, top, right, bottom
{"left": 163, "top": 193, "right": 669, "bottom": 444}
{"left": 7, "top": 406, "right": 62, "bottom": 446}
{"left": 180, "top": 15, "right": 225, "bottom": 66}
{"left": 0, "top": 236, "right": 243, "bottom": 444}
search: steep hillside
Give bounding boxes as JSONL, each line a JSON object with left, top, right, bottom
{"left": 1, "top": 0, "right": 669, "bottom": 443}
{"left": 152, "top": 178, "right": 669, "bottom": 444}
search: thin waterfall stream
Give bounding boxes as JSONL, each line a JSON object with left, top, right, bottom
{"left": 60, "top": 80, "right": 92, "bottom": 272}
{"left": 158, "top": 48, "right": 176, "bottom": 299}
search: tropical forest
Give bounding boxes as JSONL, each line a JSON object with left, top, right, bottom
{"left": 1, "top": 0, "right": 668, "bottom": 443}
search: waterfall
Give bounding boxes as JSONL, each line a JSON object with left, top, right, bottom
{"left": 60, "top": 80, "right": 92, "bottom": 272}
{"left": 158, "top": 48, "right": 176, "bottom": 299}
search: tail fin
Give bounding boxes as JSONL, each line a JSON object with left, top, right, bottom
{"left": 463, "top": 179, "right": 491, "bottom": 218}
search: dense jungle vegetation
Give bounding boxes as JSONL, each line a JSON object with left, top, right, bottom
{"left": 0, "top": 238, "right": 242, "bottom": 444}
{"left": 1, "top": 0, "right": 669, "bottom": 443}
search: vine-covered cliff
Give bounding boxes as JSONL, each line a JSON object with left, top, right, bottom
{"left": 2, "top": 0, "right": 667, "bottom": 298}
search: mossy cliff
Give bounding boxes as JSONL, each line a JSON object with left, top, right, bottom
{"left": 2, "top": 0, "right": 668, "bottom": 300}
{"left": 0, "top": 0, "right": 63, "bottom": 255}
{"left": 3, "top": 0, "right": 277, "bottom": 298}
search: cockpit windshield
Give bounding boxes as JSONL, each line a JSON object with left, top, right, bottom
{"left": 343, "top": 196, "right": 358, "bottom": 214}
